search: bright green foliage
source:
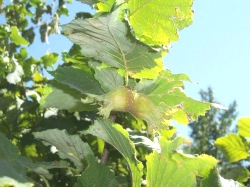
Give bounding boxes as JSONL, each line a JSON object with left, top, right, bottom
{"left": 33, "top": 129, "right": 94, "bottom": 171}
{"left": 0, "top": 0, "right": 244, "bottom": 186}
{"left": 238, "top": 117, "right": 250, "bottom": 138}
{"left": 215, "top": 118, "right": 250, "bottom": 163}
{"left": 146, "top": 136, "right": 217, "bottom": 187}
{"left": 41, "top": 53, "right": 59, "bottom": 68}
{"left": 74, "top": 155, "right": 118, "bottom": 187}
{"left": 84, "top": 119, "right": 143, "bottom": 187}
{"left": 135, "top": 70, "right": 211, "bottom": 124}
{"left": 128, "top": 0, "right": 194, "bottom": 45}
{"left": 201, "top": 168, "right": 243, "bottom": 187}
{"left": 214, "top": 134, "right": 249, "bottom": 163}
{"left": 10, "top": 26, "right": 29, "bottom": 46}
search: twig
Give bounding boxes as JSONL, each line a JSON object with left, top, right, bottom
{"left": 101, "top": 143, "right": 111, "bottom": 164}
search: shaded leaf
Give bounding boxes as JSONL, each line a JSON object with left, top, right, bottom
{"left": 224, "top": 166, "right": 250, "bottom": 183}
{"left": 0, "top": 132, "right": 24, "bottom": 175}
{"left": 83, "top": 119, "right": 143, "bottom": 187}
{"left": 146, "top": 137, "right": 217, "bottom": 187}
{"left": 128, "top": 0, "right": 194, "bottom": 45}
{"left": 33, "top": 129, "right": 94, "bottom": 171}
{"left": 238, "top": 117, "right": 250, "bottom": 138}
{"left": 10, "top": 26, "right": 29, "bottom": 45}
{"left": 50, "top": 66, "right": 104, "bottom": 95}
{"left": 89, "top": 61, "right": 124, "bottom": 93}
{"left": 40, "top": 81, "right": 97, "bottom": 112}
{"left": 0, "top": 160, "right": 33, "bottom": 187}
{"left": 74, "top": 155, "right": 118, "bottom": 187}
{"left": 201, "top": 168, "right": 243, "bottom": 187}
{"left": 214, "top": 134, "right": 249, "bottom": 163}
{"left": 62, "top": 7, "right": 162, "bottom": 78}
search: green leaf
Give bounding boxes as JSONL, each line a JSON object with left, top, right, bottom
{"left": 146, "top": 137, "right": 217, "bottom": 187}
{"left": 135, "top": 70, "right": 210, "bottom": 123}
{"left": 0, "top": 160, "right": 33, "bottom": 187}
{"left": 10, "top": 26, "right": 29, "bottom": 46}
{"left": 89, "top": 61, "right": 124, "bottom": 93}
{"left": 0, "top": 132, "right": 24, "bottom": 175}
{"left": 238, "top": 117, "right": 250, "bottom": 138}
{"left": 214, "top": 134, "right": 249, "bottom": 163}
{"left": 95, "top": 0, "right": 115, "bottom": 12}
{"left": 74, "top": 155, "right": 118, "bottom": 187}
{"left": 50, "top": 67, "right": 104, "bottom": 95}
{"left": 77, "top": 0, "right": 99, "bottom": 5}
{"left": 201, "top": 168, "right": 243, "bottom": 187}
{"left": 33, "top": 129, "right": 94, "bottom": 171}
{"left": 223, "top": 166, "right": 250, "bottom": 183}
{"left": 41, "top": 52, "right": 58, "bottom": 68}
{"left": 83, "top": 119, "right": 143, "bottom": 187}
{"left": 62, "top": 7, "right": 162, "bottom": 78}
{"left": 128, "top": 0, "right": 194, "bottom": 45}
{"left": 40, "top": 81, "right": 97, "bottom": 112}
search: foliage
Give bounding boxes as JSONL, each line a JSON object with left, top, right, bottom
{"left": 0, "top": 0, "right": 248, "bottom": 186}
{"left": 215, "top": 117, "right": 250, "bottom": 183}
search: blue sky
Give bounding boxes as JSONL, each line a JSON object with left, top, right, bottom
{"left": 166, "top": 0, "right": 250, "bottom": 136}
{"left": 1, "top": 0, "right": 249, "bottom": 137}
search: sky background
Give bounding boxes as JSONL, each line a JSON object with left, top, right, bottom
{"left": 1, "top": 0, "right": 249, "bottom": 137}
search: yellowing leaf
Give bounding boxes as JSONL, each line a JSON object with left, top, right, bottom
{"left": 128, "top": 0, "right": 194, "bottom": 45}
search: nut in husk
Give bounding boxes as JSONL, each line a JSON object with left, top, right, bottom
{"left": 98, "top": 86, "right": 171, "bottom": 133}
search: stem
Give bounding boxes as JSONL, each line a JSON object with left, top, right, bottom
{"left": 40, "top": 175, "right": 50, "bottom": 187}
{"left": 100, "top": 143, "right": 111, "bottom": 164}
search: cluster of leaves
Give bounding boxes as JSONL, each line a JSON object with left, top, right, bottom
{"left": 214, "top": 118, "right": 250, "bottom": 184}
{"left": 0, "top": 0, "right": 249, "bottom": 186}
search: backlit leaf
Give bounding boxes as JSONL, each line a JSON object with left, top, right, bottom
{"left": 238, "top": 117, "right": 250, "bottom": 138}
{"left": 10, "top": 26, "right": 29, "bottom": 46}
{"left": 62, "top": 7, "right": 162, "bottom": 78}
{"left": 146, "top": 136, "right": 217, "bottom": 187}
{"left": 128, "top": 0, "right": 194, "bottom": 45}
{"left": 41, "top": 53, "right": 59, "bottom": 68}
{"left": 135, "top": 70, "right": 210, "bottom": 123}
{"left": 33, "top": 129, "right": 94, "bottom": 171}
{"left": 214, "top": 134, "right": 249, "bottom": 163}
{"left": 83, "top": 119, "right": 143, "bottom": 187}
